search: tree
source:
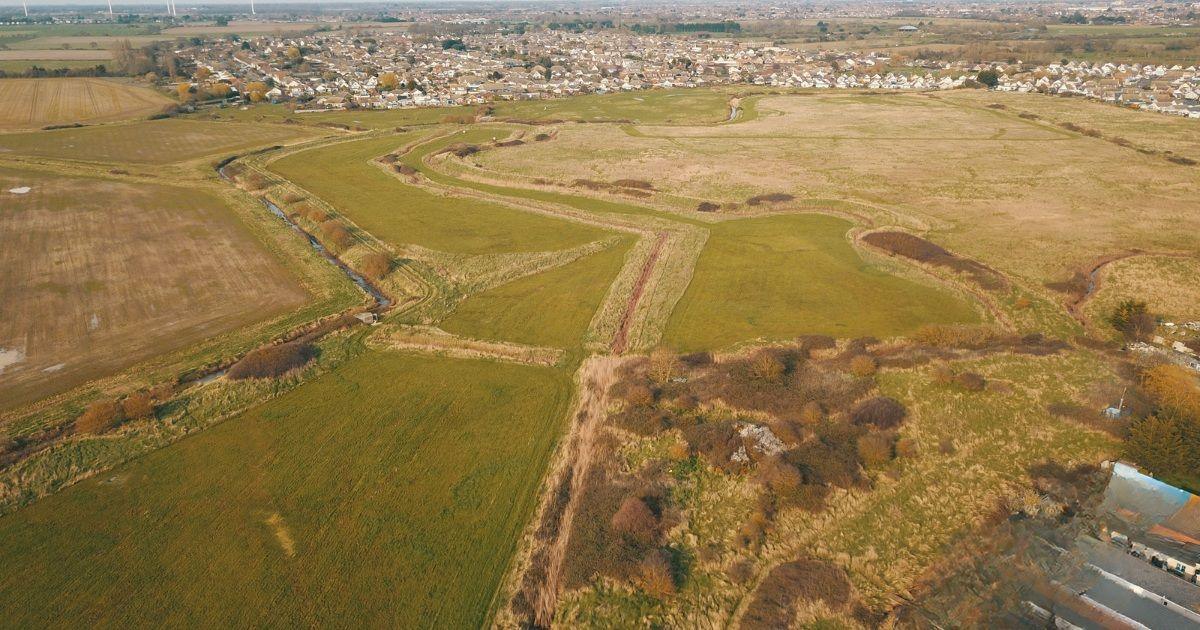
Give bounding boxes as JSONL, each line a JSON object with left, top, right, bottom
{"left": 1126, "top": 414, "right": 1186, "bottom": 478}
{"left": 378, "top": 72, "right": 399, "bottom": 90}
{"left": 285, "top": 46, "right": 302, "bottom": 61}
{"left": 1108, "top": 299, "right": 1155, "bottom": 340}
{"left": 750, "top": 351, "right": 785, "bottom": 382}
{"left": 245, "top": 81, "right": 268, "bottom": 103}
{"left": 194, "top": 66, "right": 211, "bottom": 80}
{"left": 320, "top": 220, "right": 353, "bottom": 251}
{"left": 647, "top": 348, "right": 680, "bottom": 386}
{"left": 976, "top": 69, "right": 1000, "bottom": 88}
{"left": 175, "top": 82, "right": 193, "bottom": 100}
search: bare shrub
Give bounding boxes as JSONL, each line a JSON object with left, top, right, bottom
{"left": 280, "top": 191, "right": 305, "bottom": 204}
{"left": 533, "top": 133, "right": 551, "bottom": 141}
{"left": 932, "top": 363, "right": 955, "bottom": 385}
{"left": 121, "top": 392, "right": 155, "bottom": 420}
{"left": 320, "top": 221, "right": 353, "bottom": 250}
{"left": 799, "top": 401, "right": 824, "bottom": 425}
{"left": 914, "top": 324, "right": 1003, "bottom": 349}
{"left": 850, "top": 396, "right": 907, "bottom": 429}
{"left": 634, "top": 551, "right": 675, "bottom": 598}
{"left": 1018, "top": 112, "right": 1040, "bottom": 120}
{"left": 495, "top": 139, "right": 525, "bottom": 147}
{"left": 611, "top": 496, "right": 660, "bottom": 545}
{"left": 623, "top": 383, "right": 655, "bottom": 407}
{"left": 696, "top": 201, "right": 720, "bottom": 212}
{"left": 749, "top": 351, "right": 786, "bottom": 382}
{"left": 848, "top": 354, "right": 877, "bottom": 377}
{"left": 746, "top": 192, "right": 794, "bottom": 206}
{"left": 394, "top": 163, "right": 418, "bottom": 176}
{"left": 359, "top": 252, "right": 391, "bottom": 280}
{"left": 76, "top": 400, "right": 123, "bottom": 434}
{"left": 647, "top": 348, "right": 680, "bottom": 386}
{"left": 682, "top": 421, "right": 741, "bottom": 470}
{"left": 857, "top": 432, "right": 895, "bottom": 468}
{"left": 1108, "top": 299, "right": 1155, "bottom": 341}
{"left": 227, "top": 342, "right": 316, "bottom": 380}
{"left": 242, "top": 173, "right": 268, "bottom": 191}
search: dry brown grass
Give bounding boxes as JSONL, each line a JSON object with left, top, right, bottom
{"left": 0, "top": 78, "right": 170, "bottom": 130}
{"left": 0, "top": 167, "right": 307, "bottom": 410}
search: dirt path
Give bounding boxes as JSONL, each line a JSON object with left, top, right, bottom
{"left": 500, "top": 355, "right": 626, "bottom": 628}
{"left": 611, "top": 232, "right": 668, "bottom": 354}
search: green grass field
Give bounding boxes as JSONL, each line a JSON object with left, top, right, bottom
{"left": 0, "top": 118, "right": 314, "bottom": 163}
{"left": 0, "top": 351, "right": 573, "bottom": 629}
{"left": 270, "top": 133, "right": 611, "bottom": 254}
{"left": 662, "top": 214, "right": 979, "bottom": 350}
{"left": 442, "top": 237, "right": 633, "bottom": 348}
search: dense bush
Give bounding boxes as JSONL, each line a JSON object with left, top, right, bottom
{"left": 696, "top": 201, "right": 721, "bottom": 212}
{"left": 741, "top": 558, "right": 853, "bottom": 629}
{"left": 121, "top": 392, "right": 155, "bottom": 420}
{"left": 850, "top": 396, "right": 907, "bottom": 429}
{"left": 320, "top": 220, "right": 353, "bottom": 250}
{"left": 359, "top": 252, "right": 391, "bottom": 280}
{"left": 611, "top": 496, "right": 661, "bottom": 545}
{"left": 227, "top": 342, "right": 316, "bottom": 380}
{"left": 857, "top": 432, "right": 895, "bottom": 468}
{"left": 76, "top": 400, "right": 123, "bottom": 434}
{"left": 1108, "top": 299, "right": 1155, "bottom": 340}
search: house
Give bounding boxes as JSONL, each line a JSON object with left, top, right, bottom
{"left": 898, "top": 25, "right": 919, "bottom": 33}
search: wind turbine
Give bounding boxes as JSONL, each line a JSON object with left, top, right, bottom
{"left": 107, "top": 0, "right": 113, "bottom": 17}
{"left": 250, "top": 0, "right": 256, "bottom": 16}
{"left": 22, "top": 0, "right": 28, "bottom": 18}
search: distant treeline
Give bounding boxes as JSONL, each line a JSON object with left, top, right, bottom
{"left": 631, "top": 21, "right": 742, "bottom": 34}
{"left": 0, "top": 65, "right": 109, "bottom": 79}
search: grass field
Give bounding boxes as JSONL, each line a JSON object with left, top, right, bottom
{"left": 0, "top": 118, "right": 314, "bottom": 163}
{"left": 0, "top": 78, "right": 170, "bottom": 130}
{"left": 0, "top": 351, "right": 573, "bottom": 629}
{"left": 661, "top": 214, "right": 979, "bottom": 350}
{"left": 269, "top": 133, "right": 611, "bottom": 254}
{"left": 442, "top": 237, "right": 633, "bottom": 348}
{"left": 493, "top": 89, "right": 734, "bottom": 125}
{"left": 0, "top": 166, "right": 307, "bottom": 409}
{"left": 477, "top": 92, "right": 1200, "bottom": 286}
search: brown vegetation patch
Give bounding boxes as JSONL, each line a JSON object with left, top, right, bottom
{"left": 226, "top": 342, "right": 316, "bottom": 380}
{"left": 746, "top": 192, "right": 794, "bottom": 206}
{"left": 696, "top": 201, "right": 721, "bottom": 213}
{"left": 612, "top": 179, "right": 654, "bottom": 191}
{"left": 495, "top": 139, "right": 525, "bottom": 147}
{"left": 741, "top": 558, "right": 854, "bottom": 630}
{"left": 862, "top": 231, "right": 1006, "bottom": 290}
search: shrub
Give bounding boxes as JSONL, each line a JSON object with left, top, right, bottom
{"left": 280, "top": 191, "right": 305, "bottom": 204}
{"left": 359, "top": 252, "right": 391, "bottom": 280}
{"left": 848, "top": 354, "right": 877, "bottom": 377}
{"left": 850, "top": 396, "right": 907, "bottom": 429}
{"left": 121, "top": 392, "right": 155, "bottom": 420}
{"left": 227, "top": 342, "right": 316, "bottom": 380}
{"left": 613, "top": 179, "right": 654, "bottom": 190}
{"left": 749, "top": 351, "right": 786, "bottom": 382}
{"left": 914, "top": 324, "right": 1002, "bottom": 349}
{"left": 242, "top": 173, "right": 268, "bottom": 191}
{"left": 394, "top": 163, "right": 418, "bottom": 176}
{"left": 76, "top": 400, "right": 123, "bottom": 434}
{"left": 647, "top": 348, "right": 680, "bottom": 386}
{"left": 533, "top": 133, "right": 551, "bottom": 141}
{"left": 1141, "top": 364, "right": 1200, "bottom": 419}
{"left": 624, "top": 384, "right": 655, "bottom": 407}
{"left": 696, "top": 201, "right": 720, "bottom": 212}
{"left": 611, "top": 496, "right": 660, "bottom": 545}
{"left": 799, "top": 401, "right": 824, "bottom": 425}
{"left": 320, "top": 221, "right": 353, "bottom": 250}
{"left": 857, "top": 432, "right": 895, "bottom": 468}
{"left": 634, "top": 551, "right": 676, "bottom": 598}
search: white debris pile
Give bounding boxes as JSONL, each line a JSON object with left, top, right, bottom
{"left": 7, "top": 186, "right": 30, "bottom": 194}
{"left": 737, "top": 423, "right": 786, "bottom": 457}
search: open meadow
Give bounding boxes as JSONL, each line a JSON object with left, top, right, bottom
{"left": 0, "top": 117, "right": 317, "bottom": 163}
{"left": 0, "top": 351, "right": 573, "bottom": 629}
{"left": 661, "top": 214, "right": 979, "bottom": 350}
{"left": 0, "top": 167, "right": 307, "bottom": 409}
{"left": 0, "top": 78, "right": 171, "bottom": 130}
{"left": 475, "top": 91, "right": 1200, "bottom": 292}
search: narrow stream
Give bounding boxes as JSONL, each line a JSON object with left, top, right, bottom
{"left": 217, "top": 163, "right": 391, "bottom": 311}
